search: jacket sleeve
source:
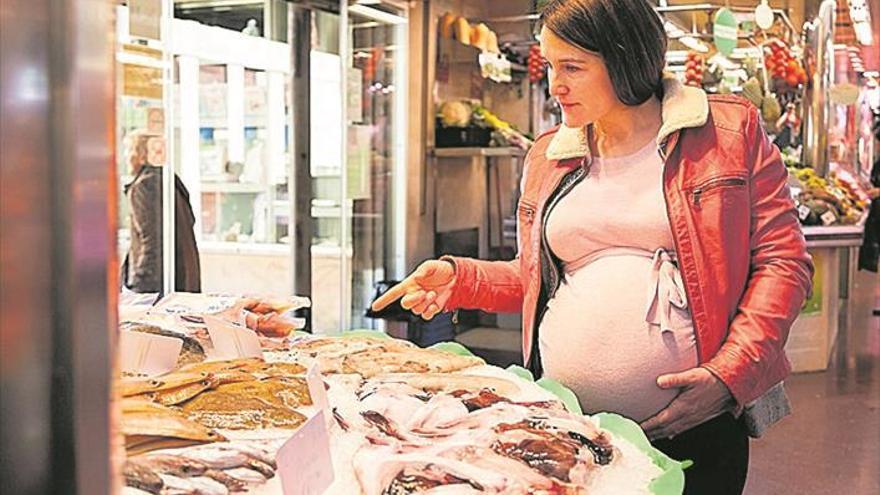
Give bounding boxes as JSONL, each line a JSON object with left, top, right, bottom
{"left": 702, "top": 105, "right": 814, "bottom": 408}
{"left": 129, "top": 175, "right": 163, "bottom": 292}
{"left": 438, "top": 145, "right": 543, "bottom": 314}
{"left": 441, "top": 256, "right": 523, "bottom": 313}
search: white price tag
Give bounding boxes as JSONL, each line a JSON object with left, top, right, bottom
{"left": 305, "top": 364, "right": 330, "bottom": 412}
{"left": 276, "top": 411, "right": 335, "bottom": 495}
{"left": 797, "top": 204, "right": 811, "bottom": 221}
{"left": 203, "top": 314, "right": 263, "bottom": 360}
{"left": 119, "top": 331, "right": 182, "bottom": 377}
{"left": 820, "top": 210, "right": 837, "bottom": 226}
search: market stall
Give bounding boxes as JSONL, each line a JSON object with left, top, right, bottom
{"left": 117, "top": 293, "right": 688, "bottom": 495}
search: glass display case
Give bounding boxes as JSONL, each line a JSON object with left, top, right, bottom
{"left": 175, "top": 56, "right": 291, "bottom": 246}
{"left": 114, "top": 2, "right": 409, "bottom": 332}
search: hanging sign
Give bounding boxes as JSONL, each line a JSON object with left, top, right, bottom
{"left": 755, "top": 1, "right": 775, "bottom": 30}
{"left": 713, "top": 8, "right": 738, "bottom": 57}
{"left": 129, "top": 0, "right": 162, "bottom": 41}
{"left": 829, "top": 83, "right": 860, "bottom": 105}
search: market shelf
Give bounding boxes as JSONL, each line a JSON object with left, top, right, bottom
{"left": 432, "top": 146, "right": 526, "bottom": 158}
{"left": 802, "top": 224, "right": 866, "bottom": 248}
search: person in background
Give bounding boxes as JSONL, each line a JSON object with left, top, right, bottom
{"left": 373, "top": 1, "right": 813, "bottom": 493}
{"left": 858, "top": 109, "right": 880, "bottom": 272}
{"left": 123, "top": 130, "right": 201, "bottom": 294}
{"left": 773, "top": 101, "right": 802, "bottom": 150}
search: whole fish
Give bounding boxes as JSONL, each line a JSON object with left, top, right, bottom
{"left": 157, "top": 474, "right": 197, "bottom": 495}
{"left": 203, "top": 470, "right": 246, "bottom": 492}
{"left": 175, "top": 447, "right": 251, "bottom": 469}
{"left": 137, "top": 454, "right": 208, "bottom": 477}
{"left": 223, "top": 467, "right": 267, "bottom": 485}
{"left": 186, "top": 476, "right": 228, "bottom": 495}
{"left": 123, "top": 460, "right": 163, "bottom": 494}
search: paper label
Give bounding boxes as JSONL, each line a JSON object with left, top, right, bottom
{"left": 820, "top": 210, "right": 837, "bottom": 225}
{"left": 797, "top": 204, "right": 811, "bottom": 221}
{"left": 306, "top": 364, "right": 330, "bottom": 412}
{"left": 203, "top": 314, "right": 263, "bottom": 359}
{"left": 119, "top": 331, "right": 183, "bottom": 377}
{"left": 276, "top": 411, "right": 335, "bottom": 495}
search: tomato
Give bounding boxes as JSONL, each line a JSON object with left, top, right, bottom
{"left": 786, "top": 73, "right": 799, "bottom": 87}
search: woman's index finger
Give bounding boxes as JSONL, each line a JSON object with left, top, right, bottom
{"left": 371, "top": 279, "right": 412, "bottom": 311}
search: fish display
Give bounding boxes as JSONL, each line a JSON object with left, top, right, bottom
{"left": 116, "top": 322, "right": 669, "bottom": 494}
{"left": 287, "top": 337, "right": 483, "bottom": 377}
{"left": 123, "top": 442, "right": 279, "bottom": 494}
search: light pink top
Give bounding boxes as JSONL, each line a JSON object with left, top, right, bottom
{"left": 538, "top": 137, "right": 698, "bottom": 422}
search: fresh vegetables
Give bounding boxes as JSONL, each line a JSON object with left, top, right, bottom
{"left": 684, "top": 51, "right": 705, "bottom": 87}
{"left": 528, "top": 44, "right": 546, "bottom": 83}
{"left": 438, "top": 101, "right": 473, "bottom": 127}
{"left": 472, "top": 104, "right": 533, "bottom": 150}
{"left": 763, "top": 40, "right": 807, "bottom": 90}
{"left": 789, "top": 166, "right": 868, "bottom": 226}
{"left": 437, "top": 100, "right": 533, "bottom": 150}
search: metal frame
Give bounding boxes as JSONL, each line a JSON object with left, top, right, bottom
{"left": 1, "top": 0, "right": 115, "bottom": 493}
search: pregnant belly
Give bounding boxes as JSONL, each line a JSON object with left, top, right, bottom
{"left": 538, "top": 255, "right": 698, "bottom": 422}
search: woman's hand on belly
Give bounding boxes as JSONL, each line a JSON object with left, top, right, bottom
{"left": 640, "top": 367, "right": 736, "bottom": 440}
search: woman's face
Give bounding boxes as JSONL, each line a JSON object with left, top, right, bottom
{"left": 146, "top": 137, "right": 166, "bottom": 166}
{"left": 540, "top": 27, "right": 621, "bottom": 129}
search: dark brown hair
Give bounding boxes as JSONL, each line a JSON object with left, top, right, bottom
{"left": 541, "top": 0, "right": 667, "bottom": 106}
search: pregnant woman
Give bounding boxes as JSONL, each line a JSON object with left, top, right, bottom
{"left": 374, "top": 1, "right": 812, "bottom": 493}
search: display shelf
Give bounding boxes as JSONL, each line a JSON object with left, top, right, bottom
{"left": 432, "top": 146, "right": 525, "bottom": 158}
{"left": 200, "top": 182, "right": 266, "bottom": 194}
{"left": 802, "top": 224, "right": 865, "bottom": 248}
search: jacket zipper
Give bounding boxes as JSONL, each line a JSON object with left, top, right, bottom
{"left": 658, "top": 137, "right": 704, "bottom": 362}
{"left": 692, "top": 176, "right": 747, "bottom": 208}
{"left": 528, "top": 161, "right": 589, "bottom": 374}
{"left": 539, "top": 160, "right": 590, "bottom": 307}
{"left": 519, "top": 202, "right": 536, "bottom": 223}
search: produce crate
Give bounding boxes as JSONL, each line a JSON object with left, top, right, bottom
{"left": 435, "top": 123, "right": 491, "bottom": 148}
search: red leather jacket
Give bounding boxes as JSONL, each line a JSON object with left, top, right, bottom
{"left": 444, "top": 81, "right": 813, "bottom": 408}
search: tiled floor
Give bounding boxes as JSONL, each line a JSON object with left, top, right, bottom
{"left": 745, "top": 269, "right": 880, "bottom": 494}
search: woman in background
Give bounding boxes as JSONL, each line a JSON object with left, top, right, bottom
{"left": 123, "top": 130, "right": 201, "bottom": 294}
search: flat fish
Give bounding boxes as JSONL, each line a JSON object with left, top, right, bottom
{"left": 120, "top": 373, "right": 210, "bottom": 399}
{"left": 180, "top": 378, "right": 308, "bottom": 430}
{"left": 149, "top": 377, "right": 217, "bottom": 406}
{"left": 122, "top": 399, "right": 224, "bottom": 455}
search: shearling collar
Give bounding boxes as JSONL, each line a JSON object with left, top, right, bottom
{"left": 545, "top": 75, "right": 709, "bottom": 161}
